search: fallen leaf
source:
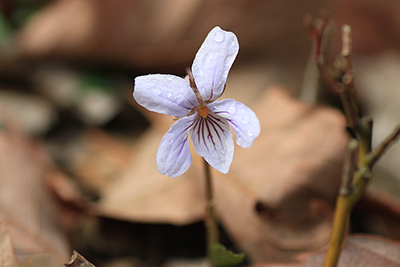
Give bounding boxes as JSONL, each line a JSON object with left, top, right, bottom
{"left": 252, "top": 234, "right": 400, "bottom": 267}
{"left": 352, "top": 190, "right": 400, "bottom": 241}
{"left": 0, "top": 115, "right": 69, "bottom": 265}
{"left": 96, "top": 129, "right": 205, "bottom": 225}
{"left": 65, "top": 251, "right": 96, "bottom": 267}
{"left": 69, "top": 128, "right": 134, "bottom": 194}
{"left": 15, "top": 0, "right": 321, "bottom": 68}
{"left": 0, "top": 223, "right": 18, "bottom": 267}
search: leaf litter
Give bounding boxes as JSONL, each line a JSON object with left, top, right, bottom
{"left": 49, "top": 87, "right": 349, "bottom": 263}
{"left": 252, "top": 235, "right": 400, "bottom": 267}
{"left": 50, "top": 87, "right": 400, "bottom": 267}
{"left": 0, "top": 113, "right": 69, "bottom": 266}
{"left": 2, "top": 64, "right": 400, "bottom": 267}
{"left": 2, "top": 1, "right": 400, "bottom": 265}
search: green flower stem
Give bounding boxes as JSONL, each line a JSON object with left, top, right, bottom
{"left": 204, "top": 159, "right": 219, "bottom": 267}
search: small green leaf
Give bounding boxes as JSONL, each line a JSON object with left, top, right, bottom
{"left": 210, "top": 243, "right": 245, "bottom": 267}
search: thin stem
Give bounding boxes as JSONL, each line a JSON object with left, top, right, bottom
{"left": 321, "top": 24, "right": 374, "bottom": 267}
{"left": 369, "top": 124, "right": 400, "bottom": 168}
{"left": 337, "top": 86, "right": 359, "bottom": 131}
{"left": 324, "top": 140, "right": 358, "bottom": 267}
{"left": 323, "top": 195, "right": 352, "bottom": 267}
{"left": 357, "top": 117, "right": 373, "bottom": 168}
{"left": 339, "top": 139, "right": 358, "bottom": 196}
{"left": 301, "top": 16, "right": 331, "bottom": 105}
{"left": 204, "top": 159, "right": 219, "bottom": 267}
{"left": 341, "top": 25, "right": 351, "bottom": 57}
{"left": 324, "top": 169, "right": 372, "bottom": 267}
{"left": 324, "top": 127, "right": 372, "bottom": 267}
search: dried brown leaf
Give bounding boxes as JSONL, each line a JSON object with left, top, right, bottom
{"left": 96, "top": 129, "right": 205, "bottom": 225}
{"left": 65, "top": 251, "right": 96, "bottom": 267}
{"left": 0, "top": 118, "right": 69, "bottom": 265}
{"left": 15, "top": 0, "right": 322, "bottom": 68}
{"left": 0, "top": 223, "right": 18, "bottom": 267}
{"left": 252, "top": 235, "right": 400, "bottom": 267}
{"left": 67, "top": 128, "right": 133, "bottom": 194}
{"left": 353, "top": 190, "right": 400, "bottom": 241}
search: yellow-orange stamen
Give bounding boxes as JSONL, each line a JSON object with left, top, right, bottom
{"left": 197, "top": 106, "right": 208, "bottom": 118}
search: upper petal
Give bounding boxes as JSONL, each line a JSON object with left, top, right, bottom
{"left": 191, "top": 26, "right": 239, "bottom": 102}
{"left": 208, "top": 99, "right": 260, "bottom": 148}
{"left": 156, "top": 114, "right": 196, "bottom": 177}
{"left": 190, "top": 113, "right": 234, "bottom": 174}
{"left": 134, "top": 74, "right": 199, "bottom": 117}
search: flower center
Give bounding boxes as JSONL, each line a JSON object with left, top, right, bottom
{"left": 197, "top": 106, "right": 208, "bottom": 118}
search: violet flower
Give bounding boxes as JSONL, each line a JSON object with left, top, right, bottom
{"left": 133, "top": 26, "right": 260, "bottom": 177}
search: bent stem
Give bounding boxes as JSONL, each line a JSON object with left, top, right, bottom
{"left": 204, "top": 159, "right": 219, "bottom": 267}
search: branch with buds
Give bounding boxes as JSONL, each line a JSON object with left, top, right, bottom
{"left": 307, "top": 18, "right": 400, "bottom": 267}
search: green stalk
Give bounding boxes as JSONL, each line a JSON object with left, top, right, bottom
{"left": 204, "top": 159, "right": 219, "bottom": 267}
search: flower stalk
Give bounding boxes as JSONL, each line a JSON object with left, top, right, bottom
{"left": 203, "top": 159, "right": 245, "bottom": 267}
{"left": 204, "top": 159, "right": 219, "bottom": 267}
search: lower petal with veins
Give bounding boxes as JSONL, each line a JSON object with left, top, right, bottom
{"left": 190, "top": 113, "right": 234, "bottom": 174}
{"left": 156, "top": 114, "right": 196, "bottom": 177}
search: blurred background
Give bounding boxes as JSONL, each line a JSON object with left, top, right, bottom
{"left": 1, "top": 0, "right": 400, "bottom": 266}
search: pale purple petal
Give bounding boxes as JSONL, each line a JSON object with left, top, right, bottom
{"left": 134, "top": 74, "right": 199, "bottom": 117}
{"left": 190, "top": 113, "right": 234, "bottom": 174}
{"left": 191, "top": 26, "right": 239, "bottom": 102}
{"left": 156, "top": 114, "right": 196, "bottom": 177}
{"left": 209, "top": 99, "right": 260, "bottom": 148}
